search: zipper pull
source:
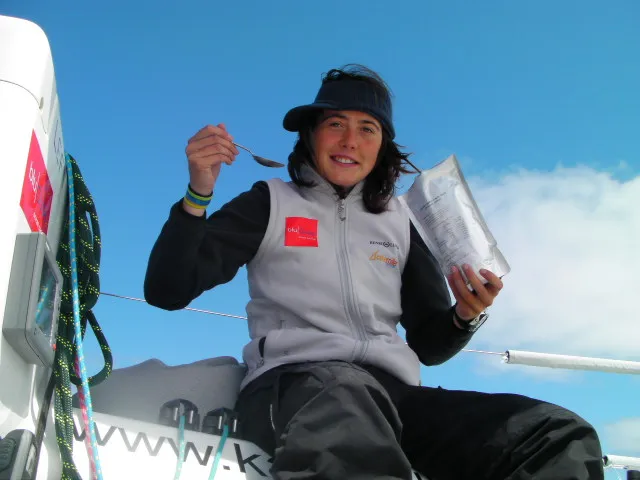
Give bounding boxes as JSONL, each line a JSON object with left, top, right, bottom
{"left": 338, "top": 199, "right": 346, "bottom": 220}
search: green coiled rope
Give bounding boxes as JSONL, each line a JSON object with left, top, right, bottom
{"left": 51, "top": 153, "right": 113, "bottom": 479}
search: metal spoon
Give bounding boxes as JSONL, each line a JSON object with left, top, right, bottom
{"left": 233, "top": 142, "right": 284, "bottom": 168}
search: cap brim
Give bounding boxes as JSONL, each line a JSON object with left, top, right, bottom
{"left": 283, "top": 102, "right": 337, "bottom": 132}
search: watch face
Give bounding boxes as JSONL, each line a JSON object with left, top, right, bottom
{"left": 469, "top": 313, "right": 489, "bottom": 332}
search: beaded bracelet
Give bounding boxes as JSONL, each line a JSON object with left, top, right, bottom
{"left": 184, "top": 184, "right": 213, "bottom": 209}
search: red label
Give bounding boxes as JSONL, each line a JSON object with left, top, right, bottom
{"left": 285, "top": 217, "right": 318, "bottom": 247}
{"left": 20, "top": 131, "right": 53, "bottom": 234}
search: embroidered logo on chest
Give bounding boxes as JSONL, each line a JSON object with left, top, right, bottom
{"left": 370, "top": 250, "right": 398, "bottom": 268}
{"left": 285, "top": 217, "right": 319, "bottom": 247}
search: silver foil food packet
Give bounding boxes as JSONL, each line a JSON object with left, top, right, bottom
{"left": 398, "top": 154, "right": 510, "bottom": 285}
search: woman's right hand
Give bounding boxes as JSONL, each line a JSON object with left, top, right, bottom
{"left": 185, "top": 123, "right": 239, "bottom": 196}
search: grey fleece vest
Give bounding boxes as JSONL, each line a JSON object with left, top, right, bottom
{"left": 241, "top": 169, "right": 421, "bottom": 389}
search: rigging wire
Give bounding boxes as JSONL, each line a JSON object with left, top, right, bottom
{"left": 99, "top": 291, "right": 503, "bottom": 356}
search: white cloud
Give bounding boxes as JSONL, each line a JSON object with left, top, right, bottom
{"left": 604, "top": 417, "right": 640, "bottom": 456}
{"left": 464, "top": 165, "right": 640, "bottom": 360}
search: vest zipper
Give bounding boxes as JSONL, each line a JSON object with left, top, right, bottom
{"left": 257, "top": 337, "right": 266, "bottom": 367}
{"left": 338, "top": 199, "right": 346, "bottom": 221}
{"left": 336, "top": 198, "right": 368, "bottom": 362}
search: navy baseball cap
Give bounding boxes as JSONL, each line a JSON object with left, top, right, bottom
{"left": 283, "top": 78, "right": 395, "bottom": 139}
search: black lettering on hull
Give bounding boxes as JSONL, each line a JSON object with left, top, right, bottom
{"left": 234, "top": 442, "right": 266, "bottom": 476}
{"left": 72, "top": 423, "right": 267, "bottom": 475}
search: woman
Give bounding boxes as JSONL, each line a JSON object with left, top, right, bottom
{"left": 144, "top": 65, "right": 604, "bottom": 480}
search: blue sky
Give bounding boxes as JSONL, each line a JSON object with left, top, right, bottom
{"left": 5, "top": 0, "right": 639, "bottom": 476}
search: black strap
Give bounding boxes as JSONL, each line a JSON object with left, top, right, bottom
{"left": 32, "top": 371, "right": 56, "bottom": 477}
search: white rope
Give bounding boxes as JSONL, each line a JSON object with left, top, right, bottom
{"left": 505, "top": 350, "right": 640, "bottom": 375}
{"left": 603, "top": 455, "right": 640, "bottom": 470}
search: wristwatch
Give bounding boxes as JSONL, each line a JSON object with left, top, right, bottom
{"left": 454, "top": 310, "right": 489, "bottom": 333}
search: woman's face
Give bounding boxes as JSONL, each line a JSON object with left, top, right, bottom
{"left": 311, "top": 109, "right": 383, "bottom": 188}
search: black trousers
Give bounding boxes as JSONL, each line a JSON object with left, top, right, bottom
{"left": 234, "top": 361, "right": 604, "bottom": 480}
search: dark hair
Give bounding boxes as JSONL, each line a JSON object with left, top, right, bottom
{"left": 287, "top": 64, "right": 413, "bottom": 214}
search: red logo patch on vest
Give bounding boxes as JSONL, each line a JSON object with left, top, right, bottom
{"left": 285, "top": 217, "right": 318, "bottom": 247}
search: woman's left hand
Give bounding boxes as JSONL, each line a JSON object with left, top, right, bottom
{"left": 447, "top": 265, "right": 504, "bottom": 321}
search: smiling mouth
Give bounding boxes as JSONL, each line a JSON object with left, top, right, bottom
{"left": 330, "top": 155, "right": 358, "bottom": 166}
